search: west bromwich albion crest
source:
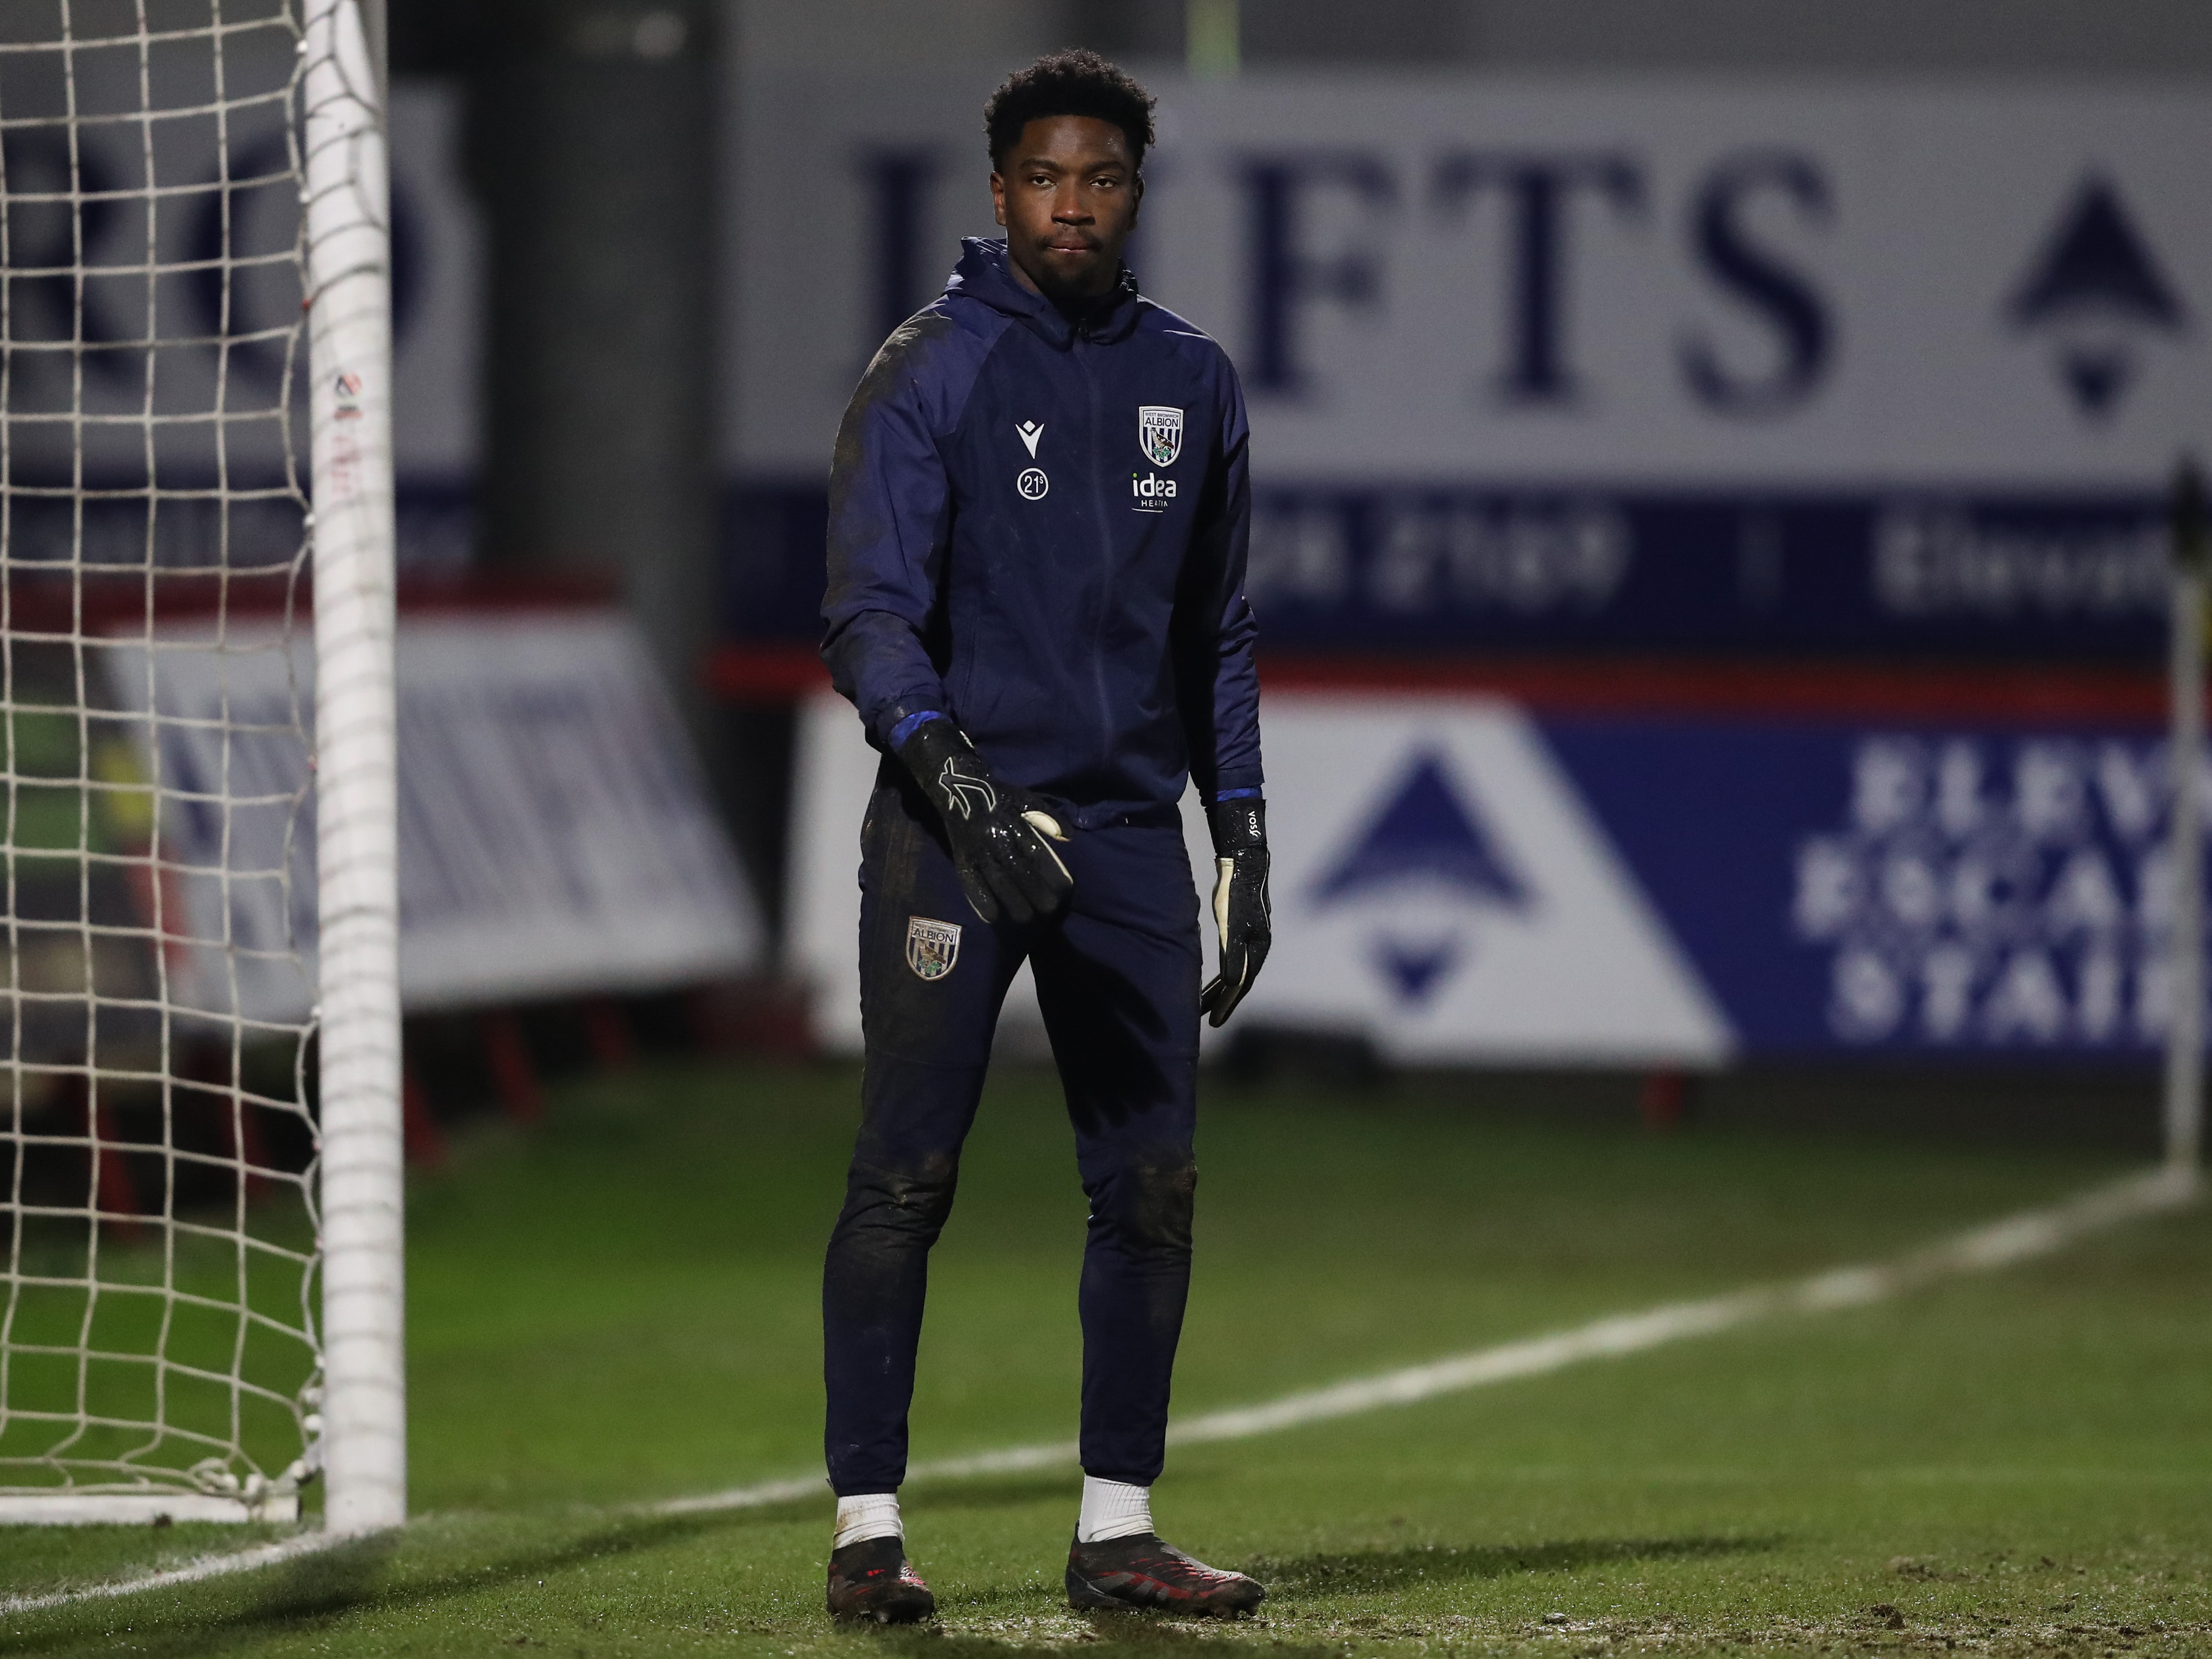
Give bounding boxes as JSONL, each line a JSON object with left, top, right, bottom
{"left": 1138, "top": 406, "right": 1183, "bottom": 468}
{"left": 905, "top": 915, "right": 962, "bottom": 981}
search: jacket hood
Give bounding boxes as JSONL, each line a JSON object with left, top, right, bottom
{"left": 946, "top": 237, "right": 1142, "bottom": 348}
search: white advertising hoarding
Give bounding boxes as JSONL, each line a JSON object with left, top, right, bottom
{"left": 3, "top": 52, "right": 479, "bottom": 489}
{"left": 730, "top": 72, "right": 2212, "bottom": 491}
{"left": 788, "top": 691, "right": 1733, "bottom": 1065}
{"left": 1216, "top": 696, "right": 1732, "bottom": 1061}
{"left": 105, "top": 613, "right": 762, "bottom": 1024}
{"left": 387, "top": 617, "right": 762, "bottom": 1009}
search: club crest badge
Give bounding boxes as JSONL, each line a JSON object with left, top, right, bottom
{"left": 1138, "top": 405, "right": 1183, "bottom": 468}
{"left": 905, "top": 916, "right": 962, "bottom": 981}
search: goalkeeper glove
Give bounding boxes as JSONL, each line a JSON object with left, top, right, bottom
{"left": 895, "top": 715, "right": 1073, "bottom": 925}
{"left": 1200, "top": 797, "right": 1271, "bottom": 1027}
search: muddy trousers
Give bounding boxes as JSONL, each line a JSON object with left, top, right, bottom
{"left": 824, "top": 770, "right": 1203, "bottom": 1496}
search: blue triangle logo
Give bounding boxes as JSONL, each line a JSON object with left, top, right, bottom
{"left": 1372, "top": 935, "right": 1462, "bottom": 1005}
{"left": 2060, "top": 344, "right": 2132, "bottom": 417}
{"left": 1312, "top": 750, "right": 1531, "bottom": 909}
{"left": 2008, "top": 176, "right": 2186, "bottom": 332}
{"left": 2006, "top": 176, "right": 2188, "bottom": 420}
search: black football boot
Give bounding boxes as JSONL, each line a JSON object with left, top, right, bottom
{"left": 826, "top": 1535, "right": 936, "bottom": 1623}
{"left": 1066, "top": 1532, "right": 1265, "bottom": 1617}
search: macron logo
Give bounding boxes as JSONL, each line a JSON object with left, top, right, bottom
{"left": 1016, "top": 420, "right": 1044, "bottom": 458}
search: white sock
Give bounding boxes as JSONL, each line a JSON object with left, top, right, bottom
{"left": 834, "top": 1492, "right": 902, "bottom": 1549}
{"left": 1076, "top": 1476, "right": 1153, "bottom": 1543}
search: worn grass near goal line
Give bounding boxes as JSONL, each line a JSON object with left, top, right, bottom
{"left": 5, "top": 1057, "right": 2212, "bottom": 1656}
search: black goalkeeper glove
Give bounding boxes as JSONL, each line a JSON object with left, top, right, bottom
{"left": 1200, "top": 798, "right": 1271, "bottom": 1027}
{"left": 895, "top": 716, "right": 1073, "bottom": 925}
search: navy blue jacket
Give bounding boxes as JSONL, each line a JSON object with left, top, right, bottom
{"left": 822, "top": 238, "right": 1262, "bottom": 830}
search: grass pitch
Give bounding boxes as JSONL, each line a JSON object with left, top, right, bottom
{"left": 6, "top": 1057, "right": 2211, "bottom": 1656}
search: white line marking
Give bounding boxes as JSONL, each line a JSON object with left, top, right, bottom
{"left": 664, "top": 1166, "right": 2198, "bottom": 1510}
{"left": 654, "top": 1475, "right": 827, "bottom": 1516}
{"left": 9, "top": 1165, "right": 2196, "bottom": 1613}
{"left": 0, "top": 1530, "right": 350, "bottom": 1617}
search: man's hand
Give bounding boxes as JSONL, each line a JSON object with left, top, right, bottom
{"left": 895, "top": 716, "right": 1073, "bottom": 925}
{"left": 1200, "top": 798, "right": 1270, "bottom": 1027}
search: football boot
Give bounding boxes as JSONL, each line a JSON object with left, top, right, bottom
{"left": 826, "top": 1535, "right": 936, "bottom": 1624}
{"left": 1066, "top": 1532, "right": 1265, "bottom": 1617}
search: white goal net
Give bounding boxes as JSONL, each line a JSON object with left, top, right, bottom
{"left": 0, "top": 0, "right": 401, "bottom": 1527}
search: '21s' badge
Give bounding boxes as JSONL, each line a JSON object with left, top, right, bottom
{"left": 1138, "top": 406, "right": 1183, "bottom": 467}
{"left": 906, "top": 915, "right": 962, "bottom": 981}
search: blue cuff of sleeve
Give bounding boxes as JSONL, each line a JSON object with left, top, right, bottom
{"left": 1211, "top": 787, "right": 1263, "bottom": 803}
{"left": 890, "top": 709, "right": 946, "bottom": 748}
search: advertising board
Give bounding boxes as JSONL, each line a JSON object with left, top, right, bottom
{"left": 1555, "top": 715, "right": 2196, "bottom": 1054}
{"left": 102, "top": 69, "right": 2184, "bottom": 650}
{"left": 725, "top": 72, "right": 2211, "bottom": 659}
{"left": 104, "top": 613, "right": 762, "bottom": 1024}
{"left": 4, "top": 40, "right": 482, "bottom": 574}
{"left": 734, "top": 76, "right": 2212, "bottom": 487}
{"left": 790, "top": 689, "right": 2201, "bottom": 1064}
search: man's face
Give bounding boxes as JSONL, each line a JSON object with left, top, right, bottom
{"left": 991, "top": 115, "right": 1141, "bottom": 304}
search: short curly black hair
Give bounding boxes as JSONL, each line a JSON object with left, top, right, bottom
{"left": 985, "top": 50, "right": 1156, "bottom": 173}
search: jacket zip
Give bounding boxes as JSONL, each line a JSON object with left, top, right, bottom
{"left": 1082, "top": 332, "right": 1116, "bottom": 785}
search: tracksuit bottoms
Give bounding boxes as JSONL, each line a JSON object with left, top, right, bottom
{"left": 823, "top": 766, "right": 1202, "bottom": 1496}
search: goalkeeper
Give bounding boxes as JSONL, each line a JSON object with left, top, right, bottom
{"left": 816, "top": 49, "right": 1270, "bottom": 1626}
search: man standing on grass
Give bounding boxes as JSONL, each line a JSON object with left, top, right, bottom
{"left": 816, "top": 49, "right": 1271, "bottom": 1625}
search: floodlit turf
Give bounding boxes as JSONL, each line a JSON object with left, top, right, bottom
{"left": 6, "top": 1057, "right": 2211, "bottom": 1656}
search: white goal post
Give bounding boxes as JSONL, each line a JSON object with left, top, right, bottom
{"left": 0, "top": 0, "right": 401, "bottom": 1529}
{"left": 303, "top": 0, "right": 403, "bottom": 1536}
